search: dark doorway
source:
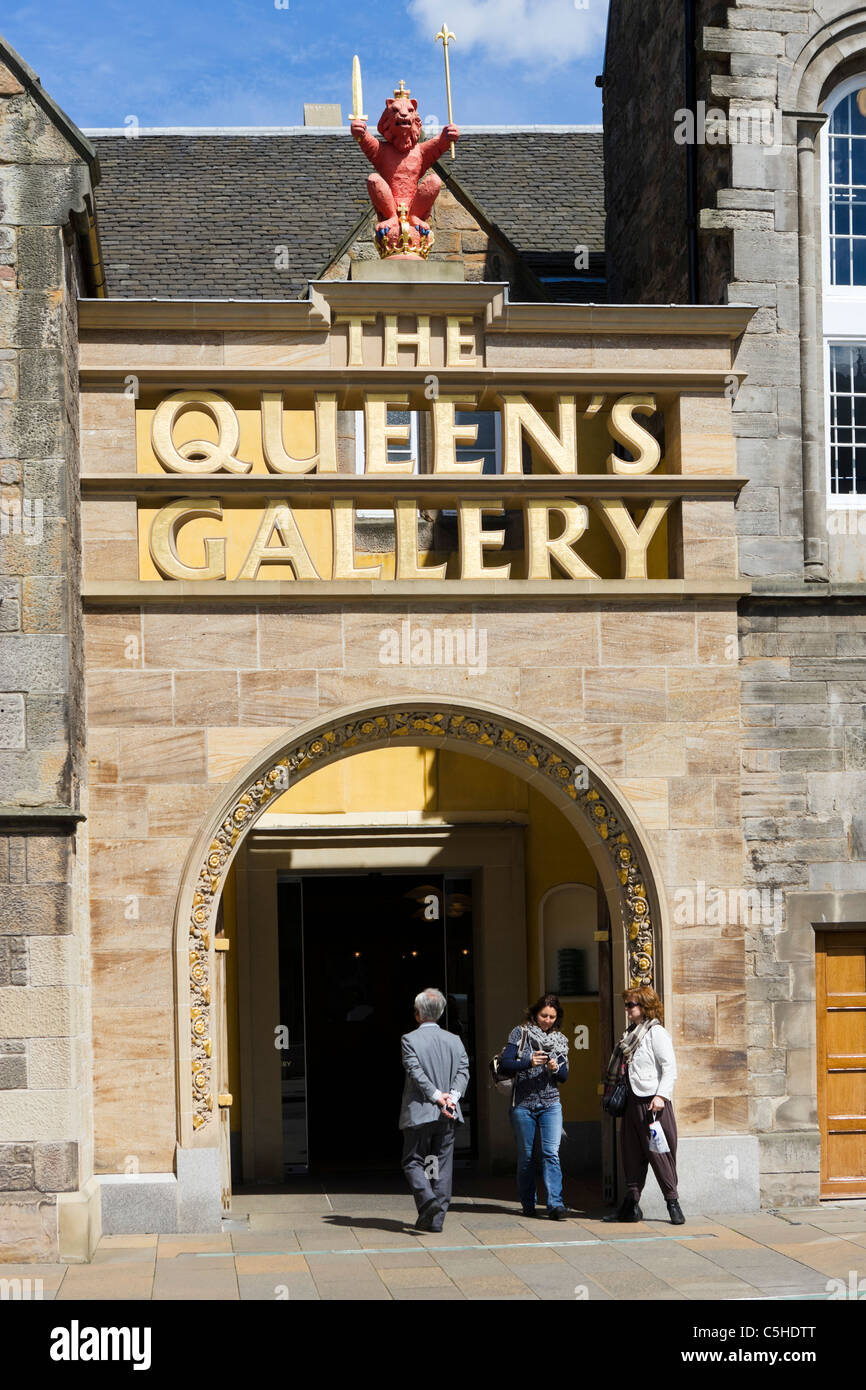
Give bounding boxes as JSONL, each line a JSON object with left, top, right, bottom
{"left": 277, "top": 872, "right": 476, "bottom": 1177}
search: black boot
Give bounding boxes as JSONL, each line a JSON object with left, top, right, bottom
{"left": 603, "top": 1196, "right": 643, "bottom": 1223}
{"left": 667, "top": 1200, "right": 685, "bottom": 1225}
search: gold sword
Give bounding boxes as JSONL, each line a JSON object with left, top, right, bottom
{"left": 351, "top": 54, "right": 367, "bottom": 122}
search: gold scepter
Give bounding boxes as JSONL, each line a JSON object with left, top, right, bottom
{"left": 435, "top": 22, "right": 456, "bottom": 160}
{"left": 350, "top": 53, "right": 367, "bottom": 122}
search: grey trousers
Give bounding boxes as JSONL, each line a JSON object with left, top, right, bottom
{"left": 400, "top": 1118, "right": 456, "bottom": 1228}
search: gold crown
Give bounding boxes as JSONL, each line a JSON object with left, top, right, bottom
{"left": 375, "top": 202, "right": 434, "bottom": 261}
{"left": 393, "top": 80, "right": 411, "bottom": 99}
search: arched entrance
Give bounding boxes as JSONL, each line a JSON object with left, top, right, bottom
{"left": 171, "top": 697, "right": 669, "bottom": 1192}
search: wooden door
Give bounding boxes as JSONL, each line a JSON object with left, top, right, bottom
{"left": 816, "top": 930, "right": 866, "bottom": 1198}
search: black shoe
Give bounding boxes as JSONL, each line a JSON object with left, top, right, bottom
{"left": 521, "top": 1207, "right": 537, "bottom": 1218}
{"left": 414, "top": 1199, "right": 438, "bottom": 1231}
{"left": 667, "top": 1200, "right": 685, "bottom": 1225}
{"left": 603, "top": 1197, "right": 643, "bottom": 1223}
{"left": 548, "top": 1206, "right": 572, "bottom": 1221}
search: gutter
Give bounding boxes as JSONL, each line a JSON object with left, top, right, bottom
{"left": 684, "top": 0, "right": 700, "bottom": 303}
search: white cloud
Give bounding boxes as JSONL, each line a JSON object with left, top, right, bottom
{"left": 407, "top": 0, "right": 608, "bottom": 69}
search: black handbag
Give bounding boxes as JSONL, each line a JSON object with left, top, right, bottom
{"left": 602, "top": 1062, "right": 628, "bottom": 1117}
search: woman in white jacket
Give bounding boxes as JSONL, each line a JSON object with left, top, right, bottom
{"left": 603, "top": 985, "right": 684, "bottom": 1225}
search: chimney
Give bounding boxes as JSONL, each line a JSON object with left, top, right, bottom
{"left": 303, "top": 103, "right": 343, "bottom": 127}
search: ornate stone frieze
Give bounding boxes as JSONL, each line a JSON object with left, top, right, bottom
{"left": 187, "top": 707, "right": 656, "bottom": 1130}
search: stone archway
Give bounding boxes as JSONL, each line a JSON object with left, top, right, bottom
{"left": 781, "top": 8, "right": 866, "bottom": 109}
{"left": 173, "top": 697, "right": 667, "bottom": 1144}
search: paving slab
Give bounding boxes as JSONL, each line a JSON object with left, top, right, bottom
{"left": 231, "top": 1231, "right": 301, "bottom": 1253}
{"left": 152, "top": 1270, "right": 239, "bottom": 1300}
{"left": 156, "top": 1234, "right": 233, "bottom": 1258}
{"left": 238, "top": 1272, "right": 320, "bottom": 1300}
{"left": 391, "top": 1285, "right": 466, "bottom": 1299}
{"left": 367, "top": 1249, "right": 439, "bottom": 1269}
{"left": 56, "top": 1268, "right": 155, "bottom": 1300}
{"left": 315, "top": 1283, "right": 392, "bottom": 1300}
{"left": 44, "top": 1184, "right": 866, "bottom": 1301}
{"left": 232, "top": 1194, "right": 331, "bottom": 1214}
{"left": 508, "top": 1264, "right": 614, "bottom": 1301}
{"left": 234, "top": 1253, "right": 309, "bottom": 1275}
{"left": 97, "top": 1234, "right": 159, "bottom": 1249}
{"left": 493, "top": 1244, "right": 568, "bottom": 1267}
{"left": 455, "top": 1275, "right": 539, "bottom": 1299}
{"left": 378, "top": 1266, "right": 456, "bottom": 1290}
{"left": 90, "top": 1246, "right": 159, "bottom": 1266}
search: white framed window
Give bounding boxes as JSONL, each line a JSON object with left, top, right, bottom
{"left": 826, "top": 342, "right": 866, "bottom": 498}
{"left": 821, "top": 76, "right": 866, "bottom": 504}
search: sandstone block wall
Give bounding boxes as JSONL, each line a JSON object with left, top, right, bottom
{"left": 82, "top": 598, "right": 748, "bottom": 1169}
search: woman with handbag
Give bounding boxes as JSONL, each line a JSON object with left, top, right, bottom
{"left": 602, "top": 986, "right": 684, "bottom": 1225}
{"left": 497, "top": 992, "right": 572, "bottom": 1220}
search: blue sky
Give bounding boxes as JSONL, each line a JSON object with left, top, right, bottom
{"left": 1, "top": 0, "right": 607, "bottom": 129}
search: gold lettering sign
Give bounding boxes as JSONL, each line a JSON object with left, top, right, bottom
{"left": 132, "top": 379, "right": 725, "bottom": 586}
{"left": 143, "top": 495, "right": 667, "bottom": 583}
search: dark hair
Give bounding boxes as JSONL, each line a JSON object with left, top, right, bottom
{"left": 525, "top": 993, "right": 564, "bottom": 1028}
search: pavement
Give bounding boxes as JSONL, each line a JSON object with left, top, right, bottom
{"left": 5, "top": 1176, "right": 866, "bottom": 1301}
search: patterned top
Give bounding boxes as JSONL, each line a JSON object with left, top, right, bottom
{"left": 499, "top": 1024, "right": 570, "bottom": 1114}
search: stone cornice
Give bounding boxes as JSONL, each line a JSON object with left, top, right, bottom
{"left": 82, "top": 579, "right": 752, "bottom": 604}
{"left": 78, "top": 367, "right": 745, "bottom": 394}
{"left": 78, "top": 291, "right": 756, "bottom": 339}
{"left": 80, "top": 474, "right": 749, "bottom": 499}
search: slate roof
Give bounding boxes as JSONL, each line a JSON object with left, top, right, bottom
{"left": 87, "top": 130, "right": 605, "bottom": 301}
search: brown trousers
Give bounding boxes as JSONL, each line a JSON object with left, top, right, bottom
{"left": 621, "top": 1074, "right": 679, "bottom": 1203}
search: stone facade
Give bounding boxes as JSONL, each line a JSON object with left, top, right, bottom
{"left": 0, "top": 40, "right": 99, "bottom": 1259}
{"left": 604, "top": 0, "right": 866, "bottom": 1203}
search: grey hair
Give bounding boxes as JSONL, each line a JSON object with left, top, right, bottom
{"left": 414, "top": 988, "right": 446, "bottom": 1021}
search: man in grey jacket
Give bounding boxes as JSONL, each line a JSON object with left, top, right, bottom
{"left": 399, "top": 987, "right": 470, "bottom": 1232}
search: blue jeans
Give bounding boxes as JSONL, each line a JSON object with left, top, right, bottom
{"left": 509, "top": 1102, "right": 564, "bottom": 1211}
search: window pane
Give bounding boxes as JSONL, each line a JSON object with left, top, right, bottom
{"left": 836, "top": 394, "right": 853, "bottom": 425}
{"left": 834, "top": 237, "right": 851, "bottom": 285}
{"left": 832, "top": 135, "right": 850, "bottom": 187}
{"left": 852, "top": 137, "right": 866, "bottom": 189}
{"left": 855, "top": 396, "right": 866, "bottom": 425}
{"left": 834, "top": 94, "right": 852, "bottom": 135}
{"left": 852, "top": 91, "right": 866, "bottom": 136}
{"left": 833, "top": 197, "right": 851, "bottom": 236}
{"left": 832, "top": 347, "right": 852, "bottom": 392}
{"left": 453, "top": 411, "right": 501, "bottom": 474}
{"left": 852, "top": 190, "right": 866, "bottom": 236}
{"left": 854, "top": 238, "right": 866, "bottom": 286}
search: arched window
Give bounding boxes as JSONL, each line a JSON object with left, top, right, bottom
{"left": 822, "top": 78, "right": 866, "bottom": 501}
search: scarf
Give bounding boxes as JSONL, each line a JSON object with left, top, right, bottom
{"left": 605, "top": 1016, "right": 657, "bottom": 1085}
{"left": 521, "top": 1021, "right": 569, "bottom": 1078}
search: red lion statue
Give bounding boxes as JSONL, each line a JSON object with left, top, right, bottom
{"left": 351, "top": 83, "right": 459, "bottom": 256}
